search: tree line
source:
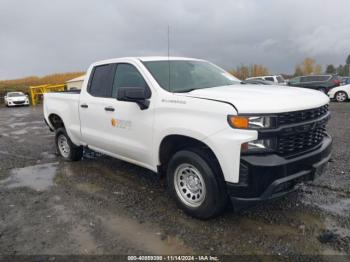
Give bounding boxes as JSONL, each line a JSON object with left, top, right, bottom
{"left": 325, "top": 55, "right": 350, "bottom": 76}
{"left": 1, "top": 53, "right": 349, "bottom": 95}
{"left": 229, "top": 54, "right": 350, "bottom": 79}
{"left": 229, "top": 64, "right": 269, "bottom": 80}
{"left": 0, "top": 72, "right": 84, "bottom": 97}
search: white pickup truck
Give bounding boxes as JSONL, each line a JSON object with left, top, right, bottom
{"left": 44, "top": 57, "right": 332, "bottom": 218}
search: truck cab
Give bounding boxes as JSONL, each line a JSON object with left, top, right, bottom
{"left": 44, "top": 57, "right": 332, "bottom": 218}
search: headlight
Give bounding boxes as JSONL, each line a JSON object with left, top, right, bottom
{"left": 228, "top": 115, "right": 275, "bottom": 129}
{"left": 241, "top": 138, "right": 276, "bottom": 153}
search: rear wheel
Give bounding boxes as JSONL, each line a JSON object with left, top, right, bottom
{"left": 55, "top": 128, "right": 83, "bottom": 161}
{"left": 335, "top": 91, "right": 348, "bottom": 102}
{"left": 167, "top": 149, "right": 228, "bottom": 219}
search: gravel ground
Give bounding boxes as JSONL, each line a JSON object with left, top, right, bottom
{"left": 0, "top": 103, "right": 349, "bottom": 256}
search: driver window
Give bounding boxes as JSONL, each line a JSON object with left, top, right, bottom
{"left": 112, "top": 64, "right": 147, "bottom": 98}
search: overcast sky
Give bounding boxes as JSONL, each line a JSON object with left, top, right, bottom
{"left": 1, "top": 0, "right": 350, "bottom": 79}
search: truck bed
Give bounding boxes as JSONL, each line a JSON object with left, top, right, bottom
{"left": 43, "top": 92, "right": 82, "bottom": 145}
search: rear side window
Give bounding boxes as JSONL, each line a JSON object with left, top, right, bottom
{"left": 264, "top": 77, "right": 274, "bottom": 82}
{"left": 88, "top": 64, "right": 115, "bottom": 97}
{"left": 301, "top": 76, "right": 313, "bottom": 82}
{"left": 303, "top": 75, "right": 330, "bottom": 82}
{"left": 313, "top": 75, "right": 330, "bottom": 81}
{"left": 112, "top": 64, "right": 147, "bottom": 97}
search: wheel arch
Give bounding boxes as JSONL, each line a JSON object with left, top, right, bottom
{"left": 48, "top": 113, "right": 65, "bottom": 130}
{"left": 158, "top": 134, "right": 223, "bottom": 178}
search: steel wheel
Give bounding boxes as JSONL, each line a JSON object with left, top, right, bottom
{"left": 174, "top": 163, "right": 206, "bottom": 208}
{"left": 335, "top": 91, "right": 347, "bottom": 102}
{"left": 57, "top": 134, "right": 70, "bottom": 158}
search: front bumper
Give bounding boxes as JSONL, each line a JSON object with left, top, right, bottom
{"left": 227, "top": 135, "right": 332, "bottom": 209}
{"left": 7, "top": 100, "right": 29, "bottom": 106}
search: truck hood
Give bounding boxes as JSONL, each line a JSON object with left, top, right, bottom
{"left": 181, "top": 84, "right": 329, "bottom": 114}
{"left": 7, "top": 96, "right": 26, "bottom": 101}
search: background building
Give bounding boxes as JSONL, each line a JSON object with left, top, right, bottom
{"left": 66, "top": 75, "right": 85, "bottom": 90}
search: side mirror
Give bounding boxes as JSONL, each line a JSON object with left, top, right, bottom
{"left": 117, "top": 87, "right": 151, "bottom": 110}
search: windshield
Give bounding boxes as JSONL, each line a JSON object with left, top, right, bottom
{"left": 143, "top": 60, "right": 240, "bottom": 92}
{"left": 8, "top": 92, "right": 25, "bottom": 97}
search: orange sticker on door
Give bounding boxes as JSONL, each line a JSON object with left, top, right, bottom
{"left": 111, "top": 118, "right": 117, "bottom": 127}
{"left": 111, "top": 118, "right": 132, "bottom": 129}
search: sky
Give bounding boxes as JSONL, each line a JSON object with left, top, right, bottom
{"left": 0, "top": 0, "right": 350, "bottom": 79}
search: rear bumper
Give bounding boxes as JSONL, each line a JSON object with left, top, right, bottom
{"left": 327, "top": 92, "right": 335, "bottom": 99}
{"left": 227, "top": 135, "right": 332, "bottom": 209}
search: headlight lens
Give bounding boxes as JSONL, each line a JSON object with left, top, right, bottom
{"left": 228, "top": 115, "right": 275, "bottom": 129}
{"left": 241, "top": 138, "right": 276, "bottom": 153}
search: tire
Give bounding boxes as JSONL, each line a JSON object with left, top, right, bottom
{"left": 55, "top": 128, "right": 83, "bottom": 161}
{"left": 166, "top": 149, "right": 228, "bottom": 219}
{"left": 335, "top": 91, "right": 348, "bottom": 102}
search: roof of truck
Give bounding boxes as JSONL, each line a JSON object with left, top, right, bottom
{"left": 138, "top": 56, "right": 203, "bottom": 62}
{"left": 92, "top": 56, "right": 204, "bottom": 67}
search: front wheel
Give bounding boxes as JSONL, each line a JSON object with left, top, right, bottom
{"left": 167, "top": 149, "right": 228, "bottom": 219}
{"left": 55, "top": 128, "right": 83, "bottom": 161}
{"left": 335, "top": 91, "right": 348, "bottom": 102}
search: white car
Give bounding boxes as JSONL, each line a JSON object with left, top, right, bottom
{"left": 4, "top": 92, "right": 30, "bottom": 107}
{"left": 44, "top": 57, "right": 332, "bottom": 218}
{"left": 246, "top": 75, "right": 286, "bottom": 85}
{"left": 327, "top": 84, "right": 350, "bottom": 102}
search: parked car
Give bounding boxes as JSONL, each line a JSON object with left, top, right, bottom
{"left": 4, "top": 92, "right": 30, "bottom": 107}
{"left": 246, "top": 75, "right": 286, "bottom": 85}
{"left": 328, "top": 84, "right": 350, "bottom": 102}
{"left": 288, "top": 75, "right": 341, "bottom": 93}
{"left": 44, "top": 57, "right": 331, "bottom": 219}
{"left": 342, "top": 77, "right": 350, "bottom": 85}
{"left": 241, "top": 79, "right": 275, "bottom": 85}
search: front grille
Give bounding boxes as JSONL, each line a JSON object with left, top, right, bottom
{"left": 277, "top": 126, "right": 327, "bottom": 155}
{"left": 13, "top": 101, "right": 25, "bottom": 105}
{"left": 278, "top": 104, "right": 328, "bottom": 126}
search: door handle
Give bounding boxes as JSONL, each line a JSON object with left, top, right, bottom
{"left": 104, "top": 106, "right": 115, "bottom": 112}
{"left": 80, "top": 104, "right": 88, "bottom": 108}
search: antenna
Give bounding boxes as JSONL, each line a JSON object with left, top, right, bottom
{"left": 167, "top": 25, "right": 171, "bottom": 92}
{"left": 167, "top": 25, "right": 170, "bottom": 58}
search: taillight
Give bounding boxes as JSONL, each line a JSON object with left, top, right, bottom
{"left": 333, "top": 79, "right": 341, "bottom": 86}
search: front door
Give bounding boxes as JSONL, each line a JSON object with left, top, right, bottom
{"left": 80, "top": 62, "right": 154, "bottom": 169}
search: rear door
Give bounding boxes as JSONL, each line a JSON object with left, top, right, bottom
{"left": 299, "top": 76, "right": 312, "bottom": 88}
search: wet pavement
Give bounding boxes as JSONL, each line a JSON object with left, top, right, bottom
{"left": 0, "top": 104, "right": 349, "bottom": 256}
